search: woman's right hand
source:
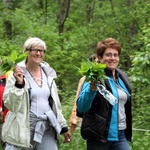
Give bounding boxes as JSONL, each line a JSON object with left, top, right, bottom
{"left": 13, "top": 66, "right": 24, "bottom": 84}
{"left": 90, "top": 80, "right": 98, "bottom": 91}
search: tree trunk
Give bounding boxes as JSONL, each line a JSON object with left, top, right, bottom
{"left": 126, "top": 0, "right": 138, "bottom": 38}
{"left": 3, "top": 0, "right": 13, "bottom": 9}
{"left": 3, "top": 0, "right": 13, "bottom": 39}
{"left": 58, "top": 0, "right": 70, "bottom": 34}
{"left": 85, "top": 0, "right": 96, "bottom": 23}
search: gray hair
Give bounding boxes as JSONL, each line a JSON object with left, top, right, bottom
{"left": 23, "top": 37, "right": 46, "bottom": 52}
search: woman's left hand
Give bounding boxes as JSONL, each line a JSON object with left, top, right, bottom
{"left": 62, "top": 132, "right": 72, "bottom": 143}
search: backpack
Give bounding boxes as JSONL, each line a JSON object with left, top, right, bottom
{"left": 0, "top": 75, "right": 6, "bottom": 110}
{"left": 0, "top": 75, "right": 8, "bottom": 123}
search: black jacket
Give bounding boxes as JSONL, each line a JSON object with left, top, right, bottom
{"left": 77, "top": 68, "right": 132, "bottom": 142}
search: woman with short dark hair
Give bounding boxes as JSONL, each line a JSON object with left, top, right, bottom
{"left": 77, "top": 37, "right": 132, "bottom": 150}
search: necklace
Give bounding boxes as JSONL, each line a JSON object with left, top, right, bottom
{"left": 33, "top": 77, "right": 43, "bottom": 87}
{"left": 26, "top": 68, "right": 43, "bottom": 87}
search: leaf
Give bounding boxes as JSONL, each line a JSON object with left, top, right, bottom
{"left": 10, "top": 50, "right": 17, "bottom": 62}
{"left": 15, "top": 53, "right": 26, "bottom": 64}
{"left": 78, "top": 59, "right": 106, "bottom": 82}
{"left": 0, "top": 50, "right": 26, "bottom": 73}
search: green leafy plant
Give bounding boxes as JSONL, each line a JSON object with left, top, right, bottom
{"left": 78, "top": 59, "right": 106, "bottom": 82}
{"left": 0, "top": 50, "right": 26, "bottom": 74}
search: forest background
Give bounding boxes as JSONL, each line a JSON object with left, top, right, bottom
{"left": 0, "top": 0, "right": 150, "bottom": 150}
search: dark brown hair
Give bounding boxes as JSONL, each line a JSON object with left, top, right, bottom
{"left": 89, "top": 53, "right": 97, "bottom": 62}
{"left": 96, "top": 38, "right": 121, "bottom": 57}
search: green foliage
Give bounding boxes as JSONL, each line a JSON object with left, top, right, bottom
{"left": 128, "top": 24, "right": 150, "bottom": 150}
{"left": 131, "top": 130, "right": 150, "bottom": 150}
{"left": 0, "top": 50, "right": 26, "bottom": 73}
{"left": 78, "top": 60, "right": 106, "bottom": 82}
{"left": 130, "top": 51, "right": 150, "bottom": 84}
{"left": 58, "top": 96, "right": 86, "bottom": 150}
{"left": 0, "top": 0, "right": 150, "bottom": 149}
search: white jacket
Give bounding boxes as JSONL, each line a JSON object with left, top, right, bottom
{"left": 2, "top": 60, "right": 68, "bottom": 148}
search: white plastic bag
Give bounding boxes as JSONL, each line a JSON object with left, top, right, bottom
{"left": 97, "top": 84, "right": 118, "bottom": 105}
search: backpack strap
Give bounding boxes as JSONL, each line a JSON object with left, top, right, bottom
{"left": 70, "top": 76, "right": 86, "bottom": 126}
{"left": 0, "top": 75, "right": 6, "bottom": 108}
{"left": 75, "top": 76, "right": 86, "bottom": 100}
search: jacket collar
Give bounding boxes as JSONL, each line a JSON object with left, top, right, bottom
{"left": 17, "top": 60, "right": 57, "bottom": 79}
{"left": 104, "top": 67, "right": 131, "bottom": 93}
{"left": 104, "top": 67, "right": 119, "bottom": 78}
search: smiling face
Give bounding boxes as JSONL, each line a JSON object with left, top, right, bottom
{"left": 27, "top": 45, "right": 45, "bottom": 65}
{"left": 99, "top": 48, "right": 119, "bottom": 71}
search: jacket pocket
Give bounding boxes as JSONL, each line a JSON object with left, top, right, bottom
{"left": 81, "top": 112, "right": 107, "bottom": 142}
{"left": 2, "top": 112, "right": 16, "bottom": 140}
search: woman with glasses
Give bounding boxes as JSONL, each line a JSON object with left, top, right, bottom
{"left": 2, "top": 37, "right": 71, "bottom": 150}
{"left": 77, "top": 38, "right": 132, "bottom": 150}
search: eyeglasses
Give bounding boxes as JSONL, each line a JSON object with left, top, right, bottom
{"left": 30, "top": 48, "right": 45, "bottom": 54}
{"left": 104, "top": 53, "right": 119, "bottom": 58}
